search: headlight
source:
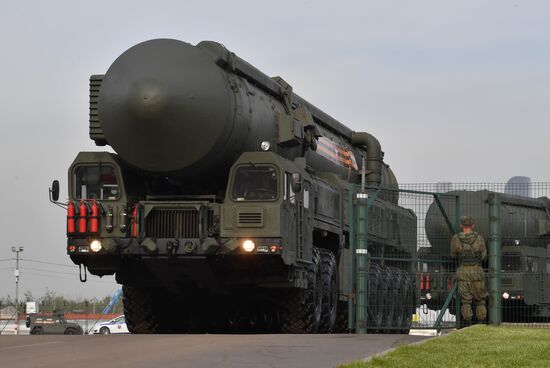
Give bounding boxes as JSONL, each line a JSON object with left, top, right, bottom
{"left": 242, "top": 239, "right": 255, "bottom": 253}
{"left": 260, "top": 141, "right": 271, "bottom": 151}
{"left": 502, "top": 292, "right": 510, "bottom": 300}
{"left": 426, "top": 293, "right": 432, "bottom": 300}
{"left": 90, "top": 240, "right": 102, "bottom": 253}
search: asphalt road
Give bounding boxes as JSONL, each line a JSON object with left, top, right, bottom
{"left": 0, "top": 334, "right": 427, "bottom": 368}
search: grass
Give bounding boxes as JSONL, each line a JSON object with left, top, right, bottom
{"left": 339, "top": 325, "right": 550, "bottom": 368}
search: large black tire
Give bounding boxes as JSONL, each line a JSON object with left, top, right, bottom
{"left": 333, "top": 301, "right": 350, "bottom": 333}
{"left": 279, "top": 247, "right": 322, "bottom": 333}
{"left": 390, "top": 268, "right": 404, "bottom": 333}
{"left": 64, "top": 328, "right": 76, "bottom": 335}
{"left": 123, "top": 285, "right": 163, "bottom": 334}
{"left": 30, "top": 327, "right": 43, "bottom": 335}
{"left": 367, "top": 263, "right": 383, "bottom": 331}
{"left": 99, "top": 326, "right": 111, "bottom": 335}
{"left": 401, "top": 273, "right": 413, "bottom": 334}
{"left": 379, "top": 267, "right": 393, "bottom": 333}
{"left": 319, "top": 249, "right": 338, "bottom": 333}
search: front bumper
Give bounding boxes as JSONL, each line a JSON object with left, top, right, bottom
{"left": 67, "top": 237, "right": 283, "bottom": 257}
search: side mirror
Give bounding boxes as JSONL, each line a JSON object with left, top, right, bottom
{"left": 291, "top": 173, "right": 302, "bottom": 193}
{"left": 50, "top": 180, "right": 60, "bottom": 202}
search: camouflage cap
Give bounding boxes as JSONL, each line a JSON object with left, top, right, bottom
{"left": 460, "top": 215, "right": 475, "bottom": 227}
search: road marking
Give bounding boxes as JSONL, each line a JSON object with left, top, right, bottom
{"left": 0, "top": 341, "right": 62, "bottom": 351}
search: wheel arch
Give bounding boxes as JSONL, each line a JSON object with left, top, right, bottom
{"left": 313, "top": 229, "right": 340, "bottom": 259}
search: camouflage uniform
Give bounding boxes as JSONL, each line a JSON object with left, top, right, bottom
{"left": 450, "top": 217, "right": 487, "bottom": 322}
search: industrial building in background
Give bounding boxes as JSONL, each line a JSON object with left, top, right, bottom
{"left": 505, "top": 176, "right": 532, "bottom": 197}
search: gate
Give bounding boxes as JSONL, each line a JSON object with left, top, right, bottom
{"left": 347, "top": 185, "right": 461, "bottom": 333}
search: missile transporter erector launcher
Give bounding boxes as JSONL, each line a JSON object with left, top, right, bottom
{"left": 54, "top": 39, "right": 416, "bottom": 333}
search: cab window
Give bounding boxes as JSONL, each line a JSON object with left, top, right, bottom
{"left": 75, "top": 165, "right": 120, "bottom": 200}
{"left": 232, "top": 165, "right": 278, "bottom": 201}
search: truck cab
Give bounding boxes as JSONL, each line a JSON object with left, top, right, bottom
{"left": 62, "top": 150, "right": 320, "bottom": 290}
{"left": 501, "top": 245, "right": 550, "bottom": 319}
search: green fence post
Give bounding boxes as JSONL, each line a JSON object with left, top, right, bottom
{"left": 348, "top": 185, "right": 356, "bottom": 331}
{"left": 434, "top": 280, "right": 458, "bottom": 330}
{"left": 355, "top": 190, "right": 369, "bottom": 334}
{"left": 488, "top": 193, "right": 502, "bottom": 325}
{"left": 455, "top": 193, "right": 461, "bottom": 328}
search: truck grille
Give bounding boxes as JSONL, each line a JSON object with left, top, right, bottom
{"left": 238, "top": 211, "right": 263, "bottom": 227}
{"left": 145, "top": 208, "right": 212, "bottom": 238}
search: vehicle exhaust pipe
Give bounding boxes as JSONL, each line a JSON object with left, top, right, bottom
{"left": 351, "top": 132, "right": 382, "bottom": 187}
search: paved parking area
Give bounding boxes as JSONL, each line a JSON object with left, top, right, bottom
{"left": 0, "top": 333, "right": 428, "bottom": 368}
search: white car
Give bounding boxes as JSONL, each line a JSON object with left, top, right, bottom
{"left": 93, "top": 315, "right": 129, "bottom": 334}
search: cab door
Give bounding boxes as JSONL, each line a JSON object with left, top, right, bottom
{"left": 283, "top": 173, "right": 312, "bottom": 263}
{"left": 52, "top": 317, "right": 64, "bottom": 334}
{"left": 283, "top": 172, "right": 298, "bottom": 261}
{"left": 300, "top": 180, "right": 313, "bottom": 261}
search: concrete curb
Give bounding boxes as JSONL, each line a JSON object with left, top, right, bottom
{"left": 359, "top": 329, "right": 462, "bottom": 364}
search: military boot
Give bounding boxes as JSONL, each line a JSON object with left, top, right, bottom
{"left": 476, "top": 303, "right": 487, "bottom": 322}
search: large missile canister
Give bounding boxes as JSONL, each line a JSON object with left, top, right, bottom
{"left": 93, "top": 39, "right": 398, "bottom": 194}
{"left": 97, "top": 39, "right": 281, "bottom": 176}
{"left": 425, "top": 190, "right": 550, "bottom": 257}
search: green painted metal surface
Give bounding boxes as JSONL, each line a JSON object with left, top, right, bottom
{"left": 434, "top": 194, "right": 456, "bottom": 235}
{"left": 488, "top": 193, "right": 502, "bottom": 325}
{"left": 355, "top": 188, "right": 381, "bottom": 334}
{"left": 348, "top": 185, "right": 356, "bottom": 330}
{"left": 433, "top": 279, "right": 458, "bottom": 330}
{"left": 355, "top": 191, "right": 368, "bottom": 334}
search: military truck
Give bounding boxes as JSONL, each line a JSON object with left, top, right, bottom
{"left": 50, "top": 39, "right": 416, "bottom": 333}
{"left": 500, "top": 245, "right": 550, "bottom": 320}
{"left": 27, "top": 311, "right": 83, "bottom": 335}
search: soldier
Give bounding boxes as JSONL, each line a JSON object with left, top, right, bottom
{"left": 450, "top": 215, "right": 487, "bottom": 324}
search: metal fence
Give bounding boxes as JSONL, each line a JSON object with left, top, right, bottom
{"left": 349, "top": 182, "right": 550, "bottom": 333}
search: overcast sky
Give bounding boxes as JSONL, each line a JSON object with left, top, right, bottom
{"left": 0, "top": 0, "right": 549, "bottom": 299}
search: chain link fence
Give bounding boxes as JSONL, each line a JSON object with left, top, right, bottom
{"left": 351, "top": 182, "right": 550, "bottom": 332}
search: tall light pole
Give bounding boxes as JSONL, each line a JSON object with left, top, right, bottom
{"left": 11, "top": 246, "right": 24, "bottom": 335}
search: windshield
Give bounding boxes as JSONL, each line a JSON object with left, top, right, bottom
{"left": 232, "top": 165, "right": 278, "bottom": 201}
{"left": 503, "top": 254, "right": 521, "bottom": 271}
{"left": 75, "top": 165, "right": 119, "bottom": 200}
